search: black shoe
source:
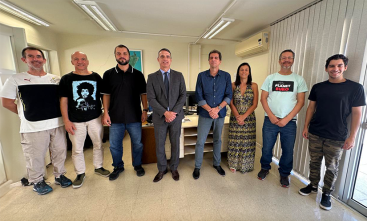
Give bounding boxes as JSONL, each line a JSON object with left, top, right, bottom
{"left": 320, "top": 193, "right": 332, "bottom": 210}
{"left": 109, "top": 167, "right": 124, "bottom": 181}
{"left": 213, "top": 165, "right": 225, "bottom": 176}
{"left": 134, "top": 165, "right": 145, "bottom": 177}
{"left": 280, "top": 176, "right": 289, "bottom": 188}
{"left": 153, "top": 169, "right": 168, "bottom": 182}
{"left": 193, "top": 168, "right": 200, "bottom": 180}
{"left": 299, "top": 184, "right": 317, "bottom": 196}
{"left": 257, "top": 169, "right": 269, "bottom": 180}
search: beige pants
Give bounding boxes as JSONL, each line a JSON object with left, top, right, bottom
{"left": 20, "top": 126, "right": 67, "bottom": 183}
{"left": 68, "top": 116, "right": 104, "bottom": 175}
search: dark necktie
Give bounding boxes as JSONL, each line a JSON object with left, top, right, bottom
{"left": 164, "top": 72, "right": 169, "bottom": 99}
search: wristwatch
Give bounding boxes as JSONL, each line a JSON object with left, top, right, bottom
{"left": 218, "top": 106, "right": 223, "bottom": 110}
{"left": 143, "top": 109, "right": 149, "bottom": 112}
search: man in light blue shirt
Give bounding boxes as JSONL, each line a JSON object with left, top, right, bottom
{"left": 258, "top": 49, "right": 308, "bottom": 188}
{"left": 193, "top": 49, "right": 232, "bottom": 179}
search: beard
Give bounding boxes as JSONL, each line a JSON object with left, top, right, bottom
{"left": 116, "top": 58, "right": 129, "bottom": 66}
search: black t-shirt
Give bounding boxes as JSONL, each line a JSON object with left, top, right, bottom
{"left": 59, "top": 72, "right": 103, "bottom": 122}
{"left": 308, "top": 79, "right": 366, "bottom": 141}
{"left": 101, "top": 65, "right": 146, "bottom": 123}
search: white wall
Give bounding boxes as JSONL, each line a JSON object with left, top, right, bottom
{"left": 0, "top": 12, "right": 61, "bottom": 76}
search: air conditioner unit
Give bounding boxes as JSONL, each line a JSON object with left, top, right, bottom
{"left": 235, "top": 32, "right": 269, "bottom": 57}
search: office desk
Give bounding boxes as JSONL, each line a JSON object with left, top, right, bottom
{"left": 141, "top": 115, "right": 229, "bottom": 164}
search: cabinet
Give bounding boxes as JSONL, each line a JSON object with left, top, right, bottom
{"left": 164, "top": 115, "right": 229, "bottom": 159}
{"left": 142, "top": 115, "right": 229, "bottom": 164}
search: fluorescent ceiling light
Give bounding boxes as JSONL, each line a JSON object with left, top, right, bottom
{"left": 0, "top": 0, "right": 50, "bottom": 26}
{"left": 73, "top": 0, "right": 118, "bottom": 32}
{"left": 203, "top": 18, "right": 234, "bottom": 39}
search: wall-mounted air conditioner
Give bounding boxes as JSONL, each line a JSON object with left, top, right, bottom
{"left": 235, "top": 32, "right": 269, "bottom": 57}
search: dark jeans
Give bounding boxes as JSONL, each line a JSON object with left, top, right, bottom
{"left": 109, "top": 122, "right": 143, "bottom": 168}
{"left": 260, "top": 116, "right": 296, "bottom": 177}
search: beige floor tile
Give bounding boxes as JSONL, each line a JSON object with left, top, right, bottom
{"left": 1, "top": 135, "right": 367, "bottom": 221}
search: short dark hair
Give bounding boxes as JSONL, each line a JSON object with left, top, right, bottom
{"left": 158, "top": 48, "right": 171, "bottom": 58}
{"left": 279, "top": 49, "right": 295, "bottom": 60}
{"left": 22, "top": 46, "right": 45, "bottom": 59}
{"left": 325, "top": 54, "right": 348, "bottom": 69}
{"left": 77, "top": 82, "right": 94, "bottom": 97}
{"left": 114, "top": 44, "right": 130, "bottom": 56}
{"left": 235, "top": 63, "right": 252, "bottom": 86}
{"left": 208, "top": 49, "right": 222, "bottom": 61}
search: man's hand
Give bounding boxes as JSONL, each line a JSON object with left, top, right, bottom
{"left": 343, "top": 136, "right": 355, "bottom": 150}
{"left": 103, "top": 113, "right": 111, "bottom": 126}
{"left": 211, "top": 107, "right": 220, "bottom": 115}
{"left": 164, "top": 111, "right": 177, "bottom": 123}
{"left": 209, "top": 111, "right": 219, "bottom": 119}
{"left": 276, "top": 118, "right": 291, "bottom": 127}
{"left": 65, "top": 120, "right": 76, "bottom": 135}
{"left": 141, "top": 111, "right": 148, "bottom": 122}
{"left": 302, "top": 127, "right": 309, "bottom": 139}
{"left": 268, "top": 115, "right": 280, "bottom": 124}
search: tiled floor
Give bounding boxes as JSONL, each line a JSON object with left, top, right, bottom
{"left": 0, "top": 134, "right": 366, "bottom": 221}
{"left": 353, "top": 133, "right": 367, "bottom": 207}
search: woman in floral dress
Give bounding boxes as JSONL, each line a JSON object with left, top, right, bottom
{"left": 228, "top": 62, "right": 258, "bottom": 173}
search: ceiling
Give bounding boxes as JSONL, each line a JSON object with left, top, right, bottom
{"left": 5, "top": 0, "right": 315, "bottom": 45}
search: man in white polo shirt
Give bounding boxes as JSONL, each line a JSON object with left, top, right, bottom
{"left": 1, "top": 46, "right": 72, "bottom": 195}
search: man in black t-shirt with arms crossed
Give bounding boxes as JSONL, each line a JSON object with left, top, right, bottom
{"left": 60, "top": 51, "right": 110, "bottom": 188}
{"left": 299, "top": 54, "right": 366, "bottom": 210}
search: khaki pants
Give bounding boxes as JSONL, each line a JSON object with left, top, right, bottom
{"left": 68, "top": 116, "right": 104, "bottom": 175}
{"left": 21, "top": 126, "right": 67, "bottom": 183}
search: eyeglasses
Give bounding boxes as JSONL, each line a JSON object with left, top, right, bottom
{"left": 280, "top": 57, "right": 294, "bottom": 60}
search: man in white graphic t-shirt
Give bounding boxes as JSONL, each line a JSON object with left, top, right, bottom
{"left": 257, "top": 49, "right": 308, "bottom": 188}
{"left": 1, "top": 47, "right": 72, "bottom": 195}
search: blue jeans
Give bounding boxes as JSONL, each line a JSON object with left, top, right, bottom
{"left": 109, "top": 122, "right": 143, "bottom": 168}
{"left": 260, "top": 116, "right": 296, "bottom": 177}
{"left": 195, "top": 116, "right": 225, "bottom": 168}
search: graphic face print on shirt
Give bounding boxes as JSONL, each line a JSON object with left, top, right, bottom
{"left": 272, "top": 81, "right": 294, "bottom": 92}
{"left": 72, "top": 80, "right": 97, "bottom": 111}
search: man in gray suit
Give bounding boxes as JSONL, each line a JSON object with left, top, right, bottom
{"left": 147, "top": 48, "right": 186, "bottom": 182}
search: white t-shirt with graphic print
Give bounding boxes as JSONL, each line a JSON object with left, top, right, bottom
{"left": 0, "top": 72, "right": 64, "bottom": 133}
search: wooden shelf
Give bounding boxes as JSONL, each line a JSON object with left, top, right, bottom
{"left": 184, "top": 128, "right": 197, "bottom": 136}
{"left": 184, "top": 136, "right": 213, "bottom": 146}
{"left": 184, "top": 128, "right": 213, "bottom": 137}
{"left": 184, "top": 144, "right": 213, "bottom": 155}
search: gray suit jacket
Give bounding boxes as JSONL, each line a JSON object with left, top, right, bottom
{"left": 146, "top": 69, "right": 186, "bottom": 125}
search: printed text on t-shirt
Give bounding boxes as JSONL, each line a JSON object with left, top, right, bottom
{"left": 272, "top": 81, "right": 294, "bottom": 92}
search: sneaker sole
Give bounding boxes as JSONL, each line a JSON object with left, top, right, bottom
{"left": 33, "top": 188, "right": 53, "bottom": 195}
{"left": 319, "top": 204, "right": 332, "bottom": 210}
{"left": 298, "top": 190, "right": 317, "bottom": 196}
{"left": 281, "top": 184, "right": 289, "bottom": 188}
{"left": 72, "top": 176, "right": 85, "bottom": 189}
{"left": 54, "top": 181, "right": 72, "bottom": 188}
{"left": 94, "top": 171, "right": 110, "bottom": 177}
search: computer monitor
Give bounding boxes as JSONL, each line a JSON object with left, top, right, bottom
{"left": 185, "top": 91, "right": 197, "bottom": 115}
